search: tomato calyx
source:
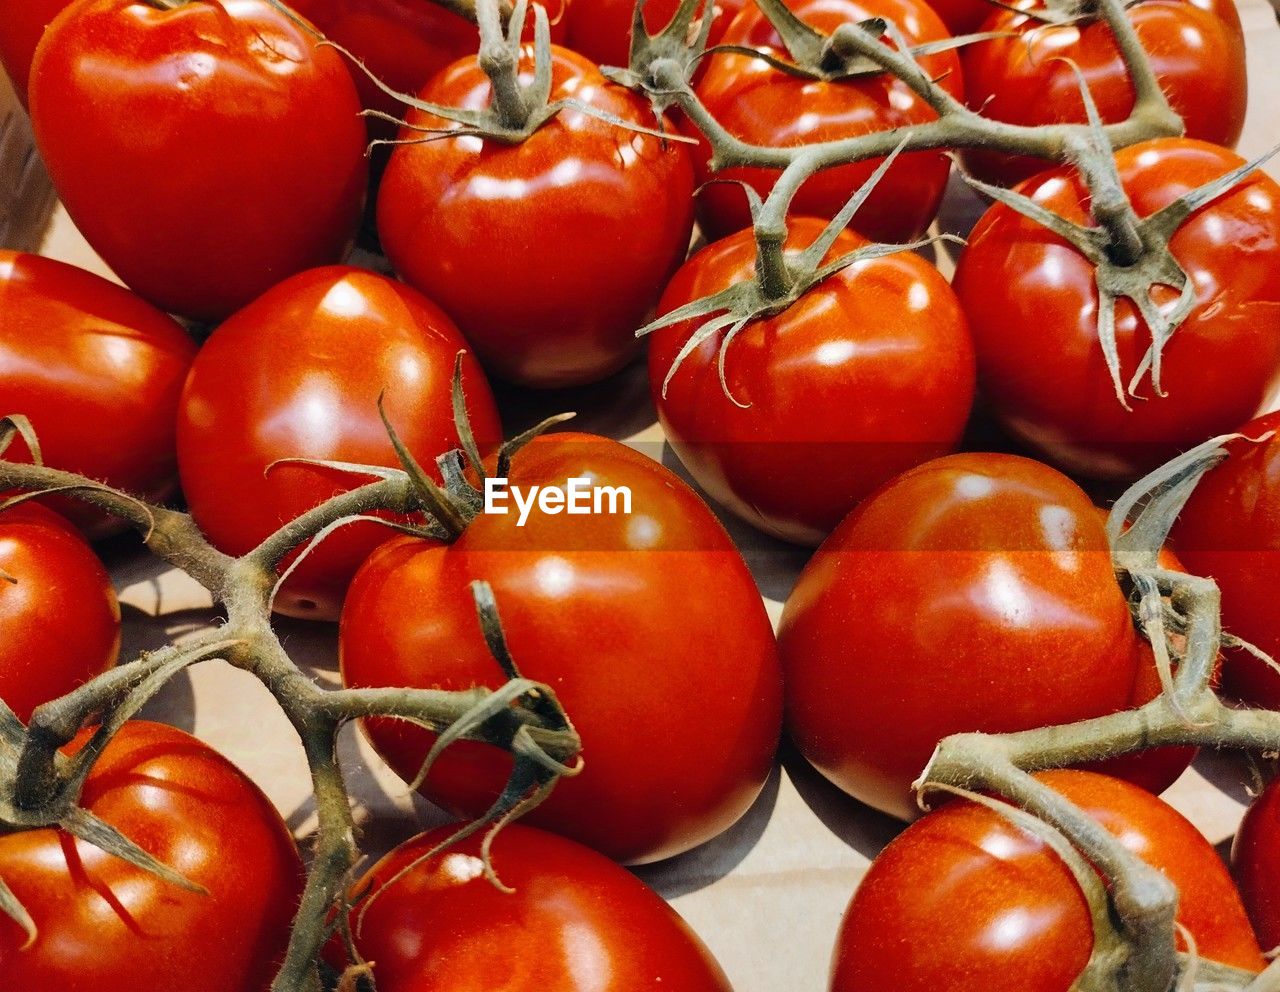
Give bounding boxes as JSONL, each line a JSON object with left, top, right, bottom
{"left": 599, "top": 0, "right": 716, "bottom": 107}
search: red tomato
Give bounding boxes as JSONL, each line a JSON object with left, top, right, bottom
{"left": 831, "top": 770, "right": 1266, "bottom": 991}
{"left": 954, "top": 139, "right": 1280, "bottom": 481}
{"left": 340, "top": 433, "right": 782, "bottom": 865}
{"left": 176, "top": 266, "right": 502, "bottom": 621}
{"left": 779, "top": 452, "right": 1141, "bottom": 820}
{"left": 690, "top": 0, "right": 961, "bottom": 244}
{"left": 1173, "top": 409, "right": 1280, "bottom": 708}
{"left": 0, "top": 251, "right": 196, "bottom": 536}
{"left": 28, "top": 0, "right": 367, "bottom": 322}
{"left": 0, "top": 0, "right": 67, "bottom": 105}
{"left": 927, "top": 0, "right": 995, "bottom": 33}
{"left": 564, "top": 0, "right": 745, "bottom": 71}
{"left": 1233, "top": 775, "right": 1280, "bottom": 953}
{"left": 0, "top": 503, "right": 119, "bottom": 722}
{"left": 377, "top": 45, "right": 695, "bottom": 388}
{"left": 961, "top": 0, "right": 1245, "bottom": 187}
{"left": 337, "top": 825, "right": 734, "bottom": 990}
{"left": 0, "top": 720, "right": 304, "bottom": 991}
{"left": 650, "top": 218, "right": 975, "bottom": 545}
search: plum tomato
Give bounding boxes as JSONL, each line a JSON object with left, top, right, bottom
{"left": 1233, "top": 774, "right": 1280, "bottom": 953}
{"left": 0, "top": 721, "right": 304, "bottom": 992}
{"left": 954, "top": 138, "right": 1280, "bottom": 482}
{"left": 831, "top": 770, "right": 1265, "bottom": 992}
{"left": 339, "top": 432, "right": 782, "bottom": 865}
{"left": 377, "top": 44, "right": 695, "bottom": 389}
{"left": 176, "top": 266, "right": 502, "bottom": 621}
{"left": 650, "top": 219, "right": 976, "bottom": 546}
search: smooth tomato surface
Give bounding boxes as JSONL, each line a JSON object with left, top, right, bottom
{"left": 691, "top": 0, "right": 960, "bottom": 243}
{"left": 0, "top": 503, "right": 119, "bottom": 722}
{"left": 651, "top": 219, "right": 975, "bottom": 545}
{"left": 177, "top": 266, "right": 501, "bottom": 621}
{"left": 1233, "top": 775, "right": 1280, "bottom": 952}
{"left": 29, "top": 0, "right": 367, "bottom": 321}
{"left": 0, "top": 251, "right": 196, "bottom": 535}
{"left": 954, "top": 139, "right": 1280, "bottom": 481}
{"left": 831, "top": 770, "right": 1265, "bottom": 991}
{"left": 1174, "top": 410, "right": 1280, "bottom": 708}
{"left": 340, "top": 433, "right": 782, "bottom": 864}
{"left": 339, "top": 825, "right": 734, "bottom": 991}
{"left": 0, "top": 0, "right": 67, "bottom": 105}
{"left": 961, "top": 0, "right": 1245, "bottom": 187}
{"left": 378, "top": 45, "right": 695, "bottom": 388}
{"left": 0, "top": 721, "right": 304, "bottom": 991}
{"left": 779, "top": 452, "right": 1140, "bottom": 820}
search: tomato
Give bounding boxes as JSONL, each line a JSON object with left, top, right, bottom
{"left": 337, "top": 824, "right": 733, "bottom": 990}
{"left": 0, "top": 503, "right": 119, "bottom": 722}
{"left": 961, "top": 0, "right": 1245, "bottom": 188}
{"left": 954, "top": 138, "right": 1280, "bottom": 482}
{"left": 650, "top": 219, "right": 975, "bottom": 545}
{"left": 831, "top": 770, "right": 1265, "bottom": 991}
{"left": 0, "top": 0, "right": 67, "bottom": 106}
{"left": 689, "top": 0, "right": 961, "bottom": 244}
{"left": 779, "top": 452, "right": 1142, "bottom": 820}
{"left": 927, "top": 0, "right": 995, "bottom": 33}
{"left": 340, "top": 432, "right": 782, "bottom": 865}
{"left": 176, "top": 266, "right": 502, "bottom": 621}
{"left": 1233, "top": 775, "right": 1280, "bottom": 953}
{"left": 377, "top": 45, "right": 695, "bottom": 388}
{"left": 564, "top": 0, "right": 744, "bottom": 72}
{"left": 28, "top": 0, "right": 367, "bottom": 322}
{"left": 0, "top": 251, "right": 197, "bottom": 536}
{"left": 0, "top": 720, "right": 304, "bottom": 991}
{"left": 1173, "top": 409, "right": 1280, "bottom": 708}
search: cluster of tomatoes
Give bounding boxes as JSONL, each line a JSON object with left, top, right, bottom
{"left": 1, "top": 0, "right": 1280, "bottom": 989}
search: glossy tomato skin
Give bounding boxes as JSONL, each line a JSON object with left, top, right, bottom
{"left": 961, "top": 0, "right": 1245, "bottom": 187}
{"left": 340, "top": 433, "right": 782, "bottom": 865}
{"left": 29, "top": 0, "right": 367, "bottom": 322}
{"left": 338, "top": 825, "right": 734, "bottom": 991}
{"left": 0, "top": 720, "right": 304, "bottom": 991}
{"left": 954, "top": 139, "right": 1280, "bottom": 482}
{"left": 177, "top": 266, "right": 502, "bottom": 621}
{"left": 1233, "top": 776, "right": 1280, "bottom": 952}
{"left": 0, "top": 0, "right": 67, "bottom": 105}
{"left": 0, "top": 503, "right": 119, "bottom": 722}
{"left": 1173, "top": 410, "right": 1280, "bottom": 708}
{"left": 691, "top": 0, "right": 960, "bottom": 244}
{"left": 0, "top": 251, "right": 196, "bottom": 536}
{"left": 378, "top": 46, "right": 695, "bottom": 389}
{"left": 779, "top": 453, "right": 1140, "bottom": 821}
{"left": 831, "top": 770, "right": 1265, "bottom": 992}
{"left": 565, "top": 0, "right": 744, "bottom": 71}
{"left": 650, "top": 219, "right": 975, "bottom": 545}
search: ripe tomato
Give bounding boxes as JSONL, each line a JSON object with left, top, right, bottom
{"left": 176, "top": 266, "right": 501, "bottom": 621}
{"left": 779, "top": 452, "right": 1141, "bottom": 821}
{"left": 928, "top": 0, "right": 995, "bottom": 33}
{"left": 0, "top": 0, "right": 67, "bottom": 106}
{"left": 28, "top": 0, "right": 367, "bottom": 322}
{"left": 961, "top": 0, "right": 1245, "bottom": 187}
{"left": 0, "top": 503, "right": 119, "bottom": 722}
{"left": 337, "top": 825, "right": 734, "bottom": 990}
{"left": 564, "top": 0, "right": 744, "bottom": 71}
{"left": 0, "top": 251, "right": 196, "bottom": 536}
{"left": 650, "top": 218, "right": 975, "bottom": 545}
{"left": 831, "top": 770, "right": 1265, "bottom": 992}
{"left": 377, "top": 45, "right": 695, "bottom": 388}
{"left": 690, "top": 0, "right": 961, "bottom": 244}
{"left": 1233, "top": 775, "right": 1280, "bottom": 953}
{"left": 0, "top": 720, "right": 304, "bottom": 991}
{"left": 340, "top": 432, "right": 782, "bottom": 865}
{"left": 954, "top": 139, "right": 1280, "bottom": 481}
{"left": 1173, "top": 410, "right": 1280, "bottom": 708}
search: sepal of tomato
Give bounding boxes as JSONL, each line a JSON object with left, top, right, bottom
{"left": 564, "top": 0, "right": 744, "bottom": 73}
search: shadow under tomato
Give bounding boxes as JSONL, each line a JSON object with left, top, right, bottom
{"left": 493, "top": 353, "right": 659, "bottom": 440}
{"left": 782, "top": 739, "right": 905, "bottom": 861}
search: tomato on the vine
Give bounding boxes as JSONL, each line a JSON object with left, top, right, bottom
{"left": 927, "top": 0, "right": 995, "bottom": 33}
{"left": 340, "top": 432, "right": 782, "bottom": 865}
{"left": 0, "top": 251, "right": 197, "bottom": 536}
{"left": 690, "top": 0, "right": 961, "bottom": 244}
{"left": 954, "top": 138, "right": 1280, "bottom": 481}
{"left": 29, "top": 0, "right": 367, "bottom": 322}
{"left": 961, "top": 0, "right": 1246, "bottom": 187}
{"left": 377, "top": 45, "right": 695, "bottom": 388}
{"left": 650, "top": 219, "right": 975, "bottom": 545}
{"left": 0, "top": 721, "right": 304, "bottom": 992}
{"left": 0, "top": 503, "right": 119, "bottom": 722}
{"left": 831, "top": 770, "right": 1265, "bottom": 991}
{"left": 779, "top": 452, "right": 1144, "bottom": 820}
{"left": 0, "top": 0, "right": 67, "bottom": 105}
{"left": 177, "top": 266, "right": 502, "bottom": 621}
{"left": 1233, "top": 774, "right": 1280, "bottom": 953}
{"left": 564, "top": 0, "right": 745, "bottom": 71}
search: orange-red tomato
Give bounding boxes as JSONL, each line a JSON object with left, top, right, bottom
{"left": 1233, "top": 775, "right": 1280, "bottom": 953}
{"left": 0, "top": 0, "right": 67, "bottom": 105}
